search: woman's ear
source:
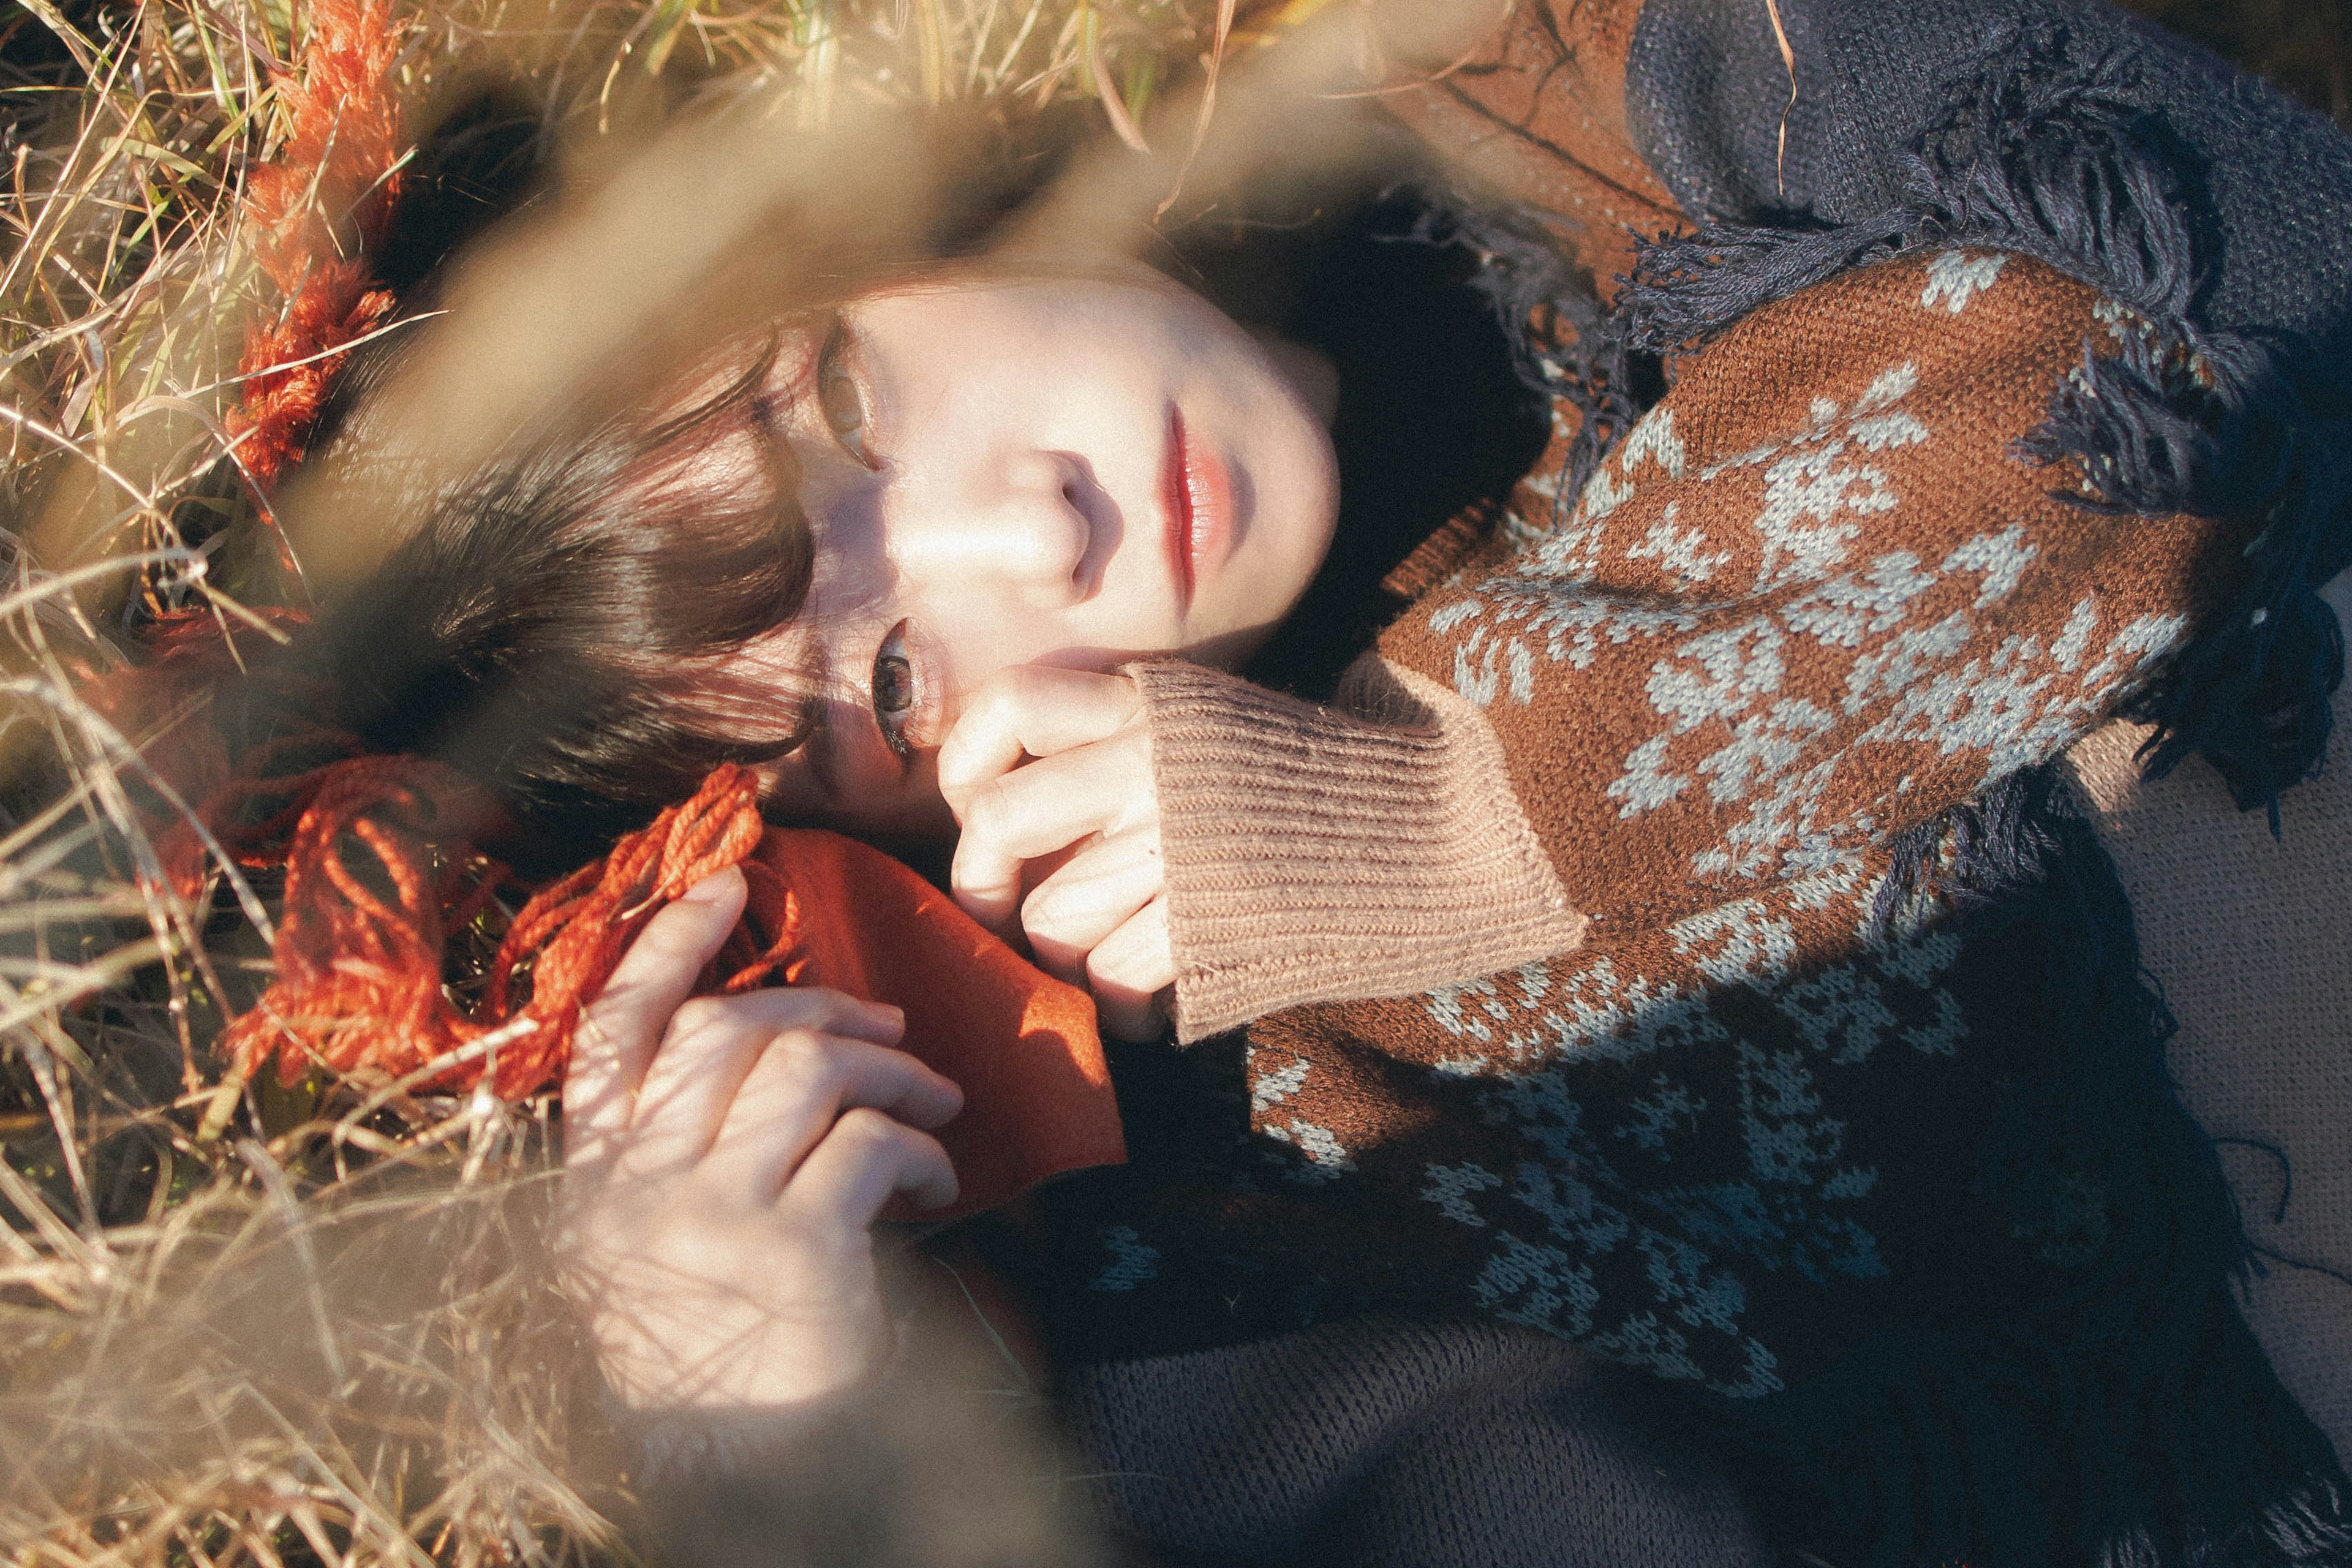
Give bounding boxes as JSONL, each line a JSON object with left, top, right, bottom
{"left": 1254, "top": 331, "right": 1340, "bottom": 427}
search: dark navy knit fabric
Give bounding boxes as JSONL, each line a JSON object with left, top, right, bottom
{"left": 1064, "top": 1316, "right": 1773, "bottom": 1568}
{"left": 1626, "top": 0, "right": 2352, "bottom": 418}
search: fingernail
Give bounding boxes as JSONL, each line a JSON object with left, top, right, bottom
{"left": 680, "top": 867, "right": 742, "bottom": 904}
{"left": 872, "top": 1001, "right": 905, "bottom": 1022}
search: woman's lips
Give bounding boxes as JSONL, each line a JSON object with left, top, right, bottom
{"left": 1162, "top": 405, "right": 1235, "bottom": 614}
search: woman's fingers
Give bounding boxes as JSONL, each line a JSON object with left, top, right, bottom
{"left": 1088, "top": 894, "right": 1177, "bottom": 1041}
{"left": 1020, "top": 824, "right": 1165, "bottom": 986}
{"left": 937, "top": 665, "right": 1167, "bottom": 1036}
{"left": 950, "top": 722, "right": 1153, "bottom": 933}
{"left": 624, "top": 990, "right": 909, "bottom": 1173}
{"left": 704, "top": 1035, "right": 963, "bottom": 1198}
{"left": 566, "top": 867, "right": 747, "bottom": 1159}
{"left": 785, "top": 1107, "right": 959, "bottom": 1225}
{"left": 936, "top": 666, "right": 1142, "bottom": 823}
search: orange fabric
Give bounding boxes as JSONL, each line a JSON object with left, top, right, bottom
{"left": 745, "top": 829, "right": 1125, "bottom": 1222}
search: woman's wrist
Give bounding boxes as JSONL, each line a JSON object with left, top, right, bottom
{"left": 609, "top": 1322, "right": 904, "bottom": 1494}
{"left": 1128, "top": 657, "right": 1589, "bottom": 1040}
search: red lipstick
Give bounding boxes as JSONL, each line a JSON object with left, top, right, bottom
{"left": 1163, "top": 406, "right": 1234, "bottom": 615}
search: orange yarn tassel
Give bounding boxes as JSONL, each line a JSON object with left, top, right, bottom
{"left": 226, "top": 0, "right": 407, "bottom": 491}
{"left": 82, "top": 616, "right": 799, "bottom": 1102}
{"left": 221, "top": 761, "right": 797, "bottom": 1098}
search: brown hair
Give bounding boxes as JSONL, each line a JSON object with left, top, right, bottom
{"left": 301, "top": 339, "right": 816, "bottom": 871}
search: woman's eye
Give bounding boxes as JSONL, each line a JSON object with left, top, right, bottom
{"left": 872, "top": 622, "right": 918, "bottom": 756}
{"left": 874, "top": 655, "right": 914, "bottom": 714}
{"left": 817, "top": 320, "right": 876, "bottom": 468}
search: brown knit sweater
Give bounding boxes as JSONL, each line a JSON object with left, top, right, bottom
{"left": 1141, "top": 250, "right": 2216, "bottom": 1038}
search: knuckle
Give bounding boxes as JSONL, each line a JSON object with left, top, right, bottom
{"left": 971, "top": 670, "right": 1028, "bottom": 728}
{"left": 769, "top": 1027, "right": 831, "bottom": 1073}
{"left": 1084, "top": 949, "right": 1131, "bottom": 998}
{"left": 1019, "top": 880, "right": 1066, "bottom": 934}
{"left": 756, "top": 987, "right": 844, "bottom": 1035}
{"left": 833, "top": 1105, "right": 901, "bottom": 1148}
{"left": 1090, "top": 926, "right": 1165, "bottom": 997}
{"left": 935, "top": 739, "right": 974, "bottom": 794}
{"left": 665, "top": 995, "right": 729, "bottom": 1040}
{"left": 798, "top": 985, "right": 860, "bottom": 1017}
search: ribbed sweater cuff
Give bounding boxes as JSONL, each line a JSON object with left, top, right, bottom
{"left": 1129, "top": 659, "right": 1589, "bottom": 1042}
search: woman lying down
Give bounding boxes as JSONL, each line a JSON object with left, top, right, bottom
{"left": 252, "top": 0, "right": 2352, "bottom": 1562}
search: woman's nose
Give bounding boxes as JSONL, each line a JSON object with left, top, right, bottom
{"left": 891, "top": 449, "right": 1098, "bottom": 605}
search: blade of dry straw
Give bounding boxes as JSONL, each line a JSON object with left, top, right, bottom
{"left": 1083, "top": 7, "right": 1150, "bottom": 151}
{"left": 0, "top": 677, "right": 277, "bottom": 942}
{"left": 0, "top": 1142, "right": 99, "bottom": 1270}
{"left": 1765, "top": 0, "right": 1796, "bottom": 197}
{"left": 10, "top": 0, "right": 97, "bottom": 70}
{"left": 0, "top": 938, "right": 172, "bottom": 1039}
{"left": 235, "top": 1139, "right": 350, "bottom": 1388}
{"left": 1156, "top": 0, "right": 1236, "bottom": 217}
{"left": 914, "top": 0, "right": 948, "bottom": 104}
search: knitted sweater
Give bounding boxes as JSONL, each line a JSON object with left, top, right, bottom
{"left": 1062, "top": 1316, "right": 1771, "bottom": 1567}
{"left": 621, "top": 1297, "right": 1773, "bottom": 1568}
{"left": 966, "top": 4, "right": 2352, "bottom": 1566}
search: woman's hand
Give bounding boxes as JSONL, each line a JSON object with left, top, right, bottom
{"left": 937, "top": 666, "right": 1174, "bottom": 1040}
{"left": 559, "top": 867, "right": 965, "bottom": 1411}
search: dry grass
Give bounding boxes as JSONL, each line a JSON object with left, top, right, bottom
{"left": 0, "top": 0, "right": 2336, "bottom": 1561}
{"left": 0, "top": 1, "right": 1306, "bottom": 1561}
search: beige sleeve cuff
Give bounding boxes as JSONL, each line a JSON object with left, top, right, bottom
{"left": 1129, "top": 657, "right": 1589, "bottom": 1042}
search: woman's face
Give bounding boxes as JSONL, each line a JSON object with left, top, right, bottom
{"left": 746, "top": 263, "right": 1340, "bottom": 837}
